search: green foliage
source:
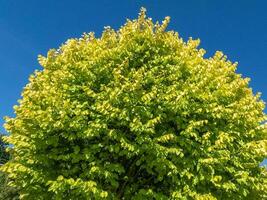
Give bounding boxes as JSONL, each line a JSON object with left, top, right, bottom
{"left": 1, "top": 8, "right": 267, "bottom": 199}
{"left": 0, "top": 135, "right": 19, "bottom": 200}
{"left": 1, "top": 135, "right": 10, "bottom": 164}
{"left": 0, "top": 172, "right": 19, "bottom": 200}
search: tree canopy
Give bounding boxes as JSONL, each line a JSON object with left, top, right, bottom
{"left": 1, "top": 8, "right": 267, "bottom": 199}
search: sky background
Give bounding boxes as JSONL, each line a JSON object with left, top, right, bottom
{"left": 0, "top": 0, "right": 266, "bottom": 165}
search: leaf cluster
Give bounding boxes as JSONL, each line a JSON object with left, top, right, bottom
{"left": 1, "top": 8, "right": 267, "bottom": 199}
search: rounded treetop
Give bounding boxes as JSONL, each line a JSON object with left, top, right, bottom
{"left": 1, "top": 8, "right": 267, "bottom": 199}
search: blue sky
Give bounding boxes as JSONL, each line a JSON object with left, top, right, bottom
{"left": 0, "top": 1, "right": 266, "bottom": 165}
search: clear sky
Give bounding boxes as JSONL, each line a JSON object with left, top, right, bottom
{"left": 0, "top": 1, "right": 266, "bottom": 165}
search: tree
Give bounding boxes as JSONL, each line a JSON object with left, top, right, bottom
{"left": 1, "top": 8, "right": 266, "bottom": 199}
{"left": 0, "top": 135, "right": 19, "bottom": 200}
{"left": 0, "top": 134, "right": 10, "bottom": 165}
